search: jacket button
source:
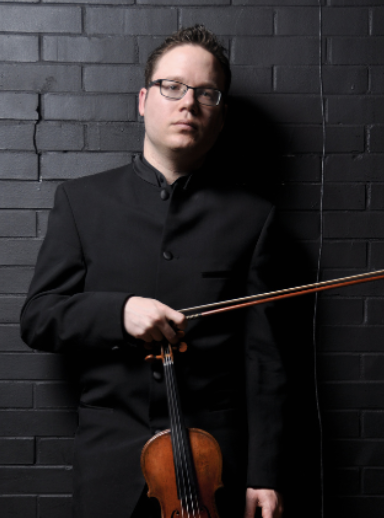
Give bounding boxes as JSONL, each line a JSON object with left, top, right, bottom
{"left": 163, "top": 251, "right": 173, "bottom": 261}
{"left": 153, "top": 370, "right": 163, "bottom": 381}
{"left": 111, "top": 346, "right": 120, "bottom": 351}
{"left": 160, "top": 189, "right": 169, "bottom": 200}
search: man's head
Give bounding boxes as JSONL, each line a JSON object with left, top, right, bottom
{"left": 145, "top": 25, "right": 231, "bottom": 96}
{"left": 139, "top": 26, "right": 231, "bottom": 174}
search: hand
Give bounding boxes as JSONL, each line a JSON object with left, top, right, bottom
{"left": 123, "top": 296, "right": 187, "bottom": 345}
{"left": 244, "top": 488, "right": 283, "bottom": 518}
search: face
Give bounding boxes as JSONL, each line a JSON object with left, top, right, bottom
{"left": 139, "top": 44, "right": 226, "bottom": 166}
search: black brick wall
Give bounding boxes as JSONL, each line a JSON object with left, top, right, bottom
{"left": 0, "top": 2, "right": 383, "bottom": 517}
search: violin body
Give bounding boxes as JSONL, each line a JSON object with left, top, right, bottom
{"left": 141, "top": 427, "right": 223, "bottom": 518}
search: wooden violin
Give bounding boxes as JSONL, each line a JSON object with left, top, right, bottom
{"left": 141, "top": 343, "right": 223, "bottom": 518}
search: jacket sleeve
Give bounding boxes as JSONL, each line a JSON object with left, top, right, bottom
{"left": 20, "top": 183, "right": 132, "bottom": 353}
{"left": 245, "top": 206, "right": 286, "bottom": 491}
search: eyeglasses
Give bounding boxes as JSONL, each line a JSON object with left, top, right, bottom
{"left": 148, "top": 79, "right": 222, "bottom": 107}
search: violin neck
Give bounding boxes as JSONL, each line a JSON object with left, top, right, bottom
{"left": 162, "top": 344, "right": 198, "bottom": 503}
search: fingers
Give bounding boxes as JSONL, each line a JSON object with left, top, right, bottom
{"left": 244, "top": 489, "right": 283, "bottom": 518}
{"left": 123, "top": 296, "right": 187, "bottom": 344}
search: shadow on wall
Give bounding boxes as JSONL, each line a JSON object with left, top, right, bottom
{"left": 211, "top": 96, "right": 323, "bottom": 518}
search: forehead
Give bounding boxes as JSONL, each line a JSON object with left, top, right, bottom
{"left": 152, "top": 44, "right": 225, "bottom": 89}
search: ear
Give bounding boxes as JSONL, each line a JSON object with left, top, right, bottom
{"left": 138, "top": 88, "right": 147, "bottom": 117}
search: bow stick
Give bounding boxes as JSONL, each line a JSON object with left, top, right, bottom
{"left": 180, "top": 269, "right": 384, "bottom": 320}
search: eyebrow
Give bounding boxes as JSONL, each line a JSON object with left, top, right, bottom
{"left": 167, "top": 76, "right": 219, "bottom": 89}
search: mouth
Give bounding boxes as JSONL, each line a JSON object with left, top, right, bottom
{"left": 173, "top": 120, "right": 198, "bottom": 131}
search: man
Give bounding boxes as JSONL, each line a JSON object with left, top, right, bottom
{"left": 21, "top": 25, "right": 285, "bottom": 518}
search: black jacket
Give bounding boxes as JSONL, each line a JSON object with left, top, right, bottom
{"left": 20, "top": 156, "right": 286, "bottom": 518}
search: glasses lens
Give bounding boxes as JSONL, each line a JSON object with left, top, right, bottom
{"left": 160, "top": 80, "right": 185, "bottom": 99}
{"left": 196, "top": 88, "right": 221, "bottom": 106}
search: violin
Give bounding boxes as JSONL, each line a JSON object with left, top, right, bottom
{"left": 141, "top": 343, "right": 223, "bottom": 518}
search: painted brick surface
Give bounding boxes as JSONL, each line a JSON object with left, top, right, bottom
{"left": 1, "top": 2, "right": 383, "bottom": 517}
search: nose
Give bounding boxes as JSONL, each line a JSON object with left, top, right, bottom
{"left": 180, "top": 87, "right": 198, "bottom": 111}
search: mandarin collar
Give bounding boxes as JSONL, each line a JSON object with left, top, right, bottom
{"left": 132, "top": 154, "right": 199, "bottom": 191}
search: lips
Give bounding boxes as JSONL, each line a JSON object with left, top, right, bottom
{"left": 173, "top": 120, "right": 197, "bottom": 130}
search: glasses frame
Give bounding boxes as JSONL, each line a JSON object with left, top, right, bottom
{"left": 148, "top": 79, "right": 223, "bottom": 107}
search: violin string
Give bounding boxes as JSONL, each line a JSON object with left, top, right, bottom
{"left": 165, "top": 347, "right": 199, "bottom": 517}
{"left": 166, "top": 346, "right": 201, "bottom": 517}
{"left": 164, "top": 349, "right": 189, "bottom": 517}
{"left": 166, "top": 347, "right": 200, "bottom": 518}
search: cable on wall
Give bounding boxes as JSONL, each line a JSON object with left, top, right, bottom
{"left": 312, "top": 1, "right": 326, "bottom": 517}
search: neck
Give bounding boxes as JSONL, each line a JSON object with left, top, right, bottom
{"left": 143, "top": 140, "right": 205, "bottom": 185}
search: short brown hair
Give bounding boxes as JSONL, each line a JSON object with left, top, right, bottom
{"left": 145, "top": 25, "right": 231, "bottom": 95}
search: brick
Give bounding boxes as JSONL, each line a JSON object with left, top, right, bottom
{"left": 331, "top": 37, "right": 384, "bottom": 65}
{"left": 0, "top": 497, "right": 36, "bottom": 518}
{"left": 275, "top": 66, "right": 368, "bottom": 94}
{"left": 371, "top": 242, "right": 384, "bottom": 270}
{"left": 43, "top": 36, "right": 135, "bottom": 64}
{"left": 323, "top": 411, "right": 360, "bottom": 438}
{"left": 322, "top": 242, "right": 367, "bottom": 268}
{"left": 233, "top": 0, "right": 318, "bottom": 4}
{"left": 372, "top": 8, "right": 384, "bottom": 35}
{"left": 0, "top": 6, "right": 81, "bottom": 33}
{"left": 0, "top": 182, "right": 59, "bottom": 209}
{"left": 0, "top": 353, "right": 70, "bottom": 380}
{"left": 0, "top": 466, "right": 72, "bottom": 493}
{"left": 232, "top": 37, "right": 318, "bottom": 66}
{"left": 276, "top": 211, "right": 319, "bottom": 240}
{"left": 85, "top": 7, "right": 177, "bottom": 35}
{"left": 181, "top": 8, "right": 273, "bottom": 35}
{"left": 279, "top": 183, "right": 365, "bottom": 211}
{"left": 138, "top": 36, "right": 169, "bottom": 64}
{"left": 86, "top": 123, "right": 143, "bottom": 151}
{"left": 0, "top": 438, "right": 34, "bottom": 465}
{"left": 84, "top": 65, "right": 144, "bottom": 93}
{"left": 36, "top": 122, "right": 84, "bottom": 151}
{"left": 280, "top": 155, "right": 321, "bottom": 182}
{"left": 39, "top": 497, "right": 72, "bottom": 518}
{"left": 0, "top": 267, "right": 34, "bottom": 294}
{"left": 43, "top": 94, "right": 136, "bottom": 122}
{"left": 139, "top": 0, "right": 229, "bottom": 4}
{"left": 37, "top": 438, "right": 73, "bottom": 465}
{"left": 0, "top": 382, "right": 33, "bottom": 408}
{"left": 280, "top": 125, "right": 364, "bottom": 154}
{"left": 325, "top": 7, "right": 368, "bottom": 35}
{"left": 0, "top": 325, "right": 30, "bottom": 352}
{"left": 363, "top": 412, "right": 384, "bottom": 438}
{"left": 0, "top": 211, "right": 36, "bottom": 237}
{"left": 37, "top": 211, "right": 50, "bottom": 239}
{"left": 318, "top": 275, "right": 384, "bottom": 298}
{"left": 369, "top": 125, "right": 384, "bottom": 153}
{"left": 318, "top": 354, "right": 360, "bottom": 381}
{"left": 363, "top": 355, "right": 384, "bottom": 380}
{"left": 370, "top": 67, "right": 384, "bottom": 94}
{"left": 0, "top": 93, "right": 38, "bottom": 121}
{"left": 320, "top": 382, "right": 384, "bottom": 409}
{"left": 36, "top": 383, "right": 78, "bottom": 408}
{"left": 0, "top": 36, "right": 39, "bottom": 62}
{"left": 326, "top": 154, "right": 384, "bottom": 182}
{"left": 363, "top": 469, "right": 384, "bottom": 494}
{"left": 370, "top": 184, "right": 384, "bottom": 209}
{"left": 0, "top": 410, "right": 77, "bottom": 437}
{"left": 0, "top": 123, "right": 35, "bottom": 150}
{"left": 255, "top": 95, "right": 322, "bottom": 123}
{"left": 0, "top": 297, "right": 25, "bottom": 323}
{"left": 324, "top": 468, "right": 360, "bottom": 496}
{"left": 41, "top": 152, "right": 131, "bottom": 180}
{"left": 326, "top": 497, "right": 384, "bottom": 518}
{"left": 276, "top": 7, "right": 318, "bottom": 36}
{"left": 367, "top": 299, "right": 384, "bottom": 325}
{"left": 327, "top": 440, "right": 384, "bottom": 466}
{"left": 324, "top": 213, "right": 384, "bottom": 239}
{"left": 231, "top": 67, "right": 272, "bottom": 95}
{"left": 0, "top": 64, "right": 80, "bottom": 93}
{"left": 320, "top": 327, "right": 384, "bottom": 352}
{"left": 328, "top": 96, "right": 384, "bottom": 124}
{"left": 0, "top": 153, "right": 38, "bottom": 180}
{"left": 318, "top": 298, "right": 363, "bottom": 325}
